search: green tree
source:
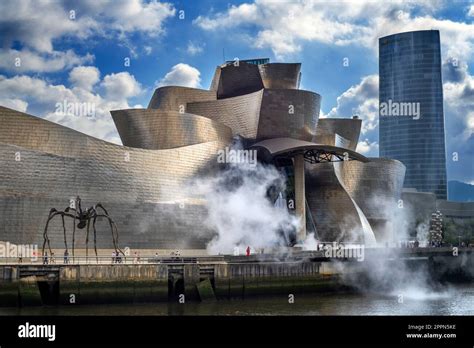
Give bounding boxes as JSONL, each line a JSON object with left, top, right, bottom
{"left": 442, "top": 218, "right": 474, "bottom": 245}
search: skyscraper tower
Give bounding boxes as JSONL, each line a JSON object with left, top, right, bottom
{"left": 379, "top": 30, "right": 447, "bottom": 199}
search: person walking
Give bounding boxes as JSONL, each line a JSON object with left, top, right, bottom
{"left": 246, "top": 246, "right": 251, "bottom": 257}
{"left": 116, "top": 251, "right": 122, "bottom": 264}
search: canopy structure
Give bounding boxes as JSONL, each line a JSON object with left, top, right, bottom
{"left": 250, "top": 137, "right": 368, "bottom": 244}
{"left": 250, "top": 137, "right": 368, "bottom": 164}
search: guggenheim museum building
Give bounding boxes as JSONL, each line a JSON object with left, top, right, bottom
{"left": 0, "top": 58, "right": 406, "bottom": 250}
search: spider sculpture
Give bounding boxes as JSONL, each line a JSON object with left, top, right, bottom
{"left": 42, "top": 196, "right": 124, "bottom": 262}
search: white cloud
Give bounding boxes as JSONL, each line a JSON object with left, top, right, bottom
{"left": 443, "top": 60, "right": 474, "bottom": 141}
{"left": 0, "top": 0, "right": 175, "bottom": 72}
{"left": 442, "top": 60, "right": 474, "bottom": 183}
{"left": 0, "top": 67, "right": 143, "bottom": 144}
{"left": 468, "top": 4, "right": 474, "bottom": 17}
{"left": 0, "top": 0, "right": 93, "bottom": 53}
{"left": 157, "top": 63, "right": 201, "bottom": 88}
{"left": 44, "top": 111, "right": 122, "bottom": 145}
{"left": 0, "top": 98, "right": 28, "bottom": 112}
{"left": 0, "top": 0, "right": 175, "bottom": 52}
{"left": 101, "top": 72, "right": 142, "bottom": 100}
{"left": 194, "top": 0, "right": 474, "bottom": 61}
{"left": 194, "top": 0, "right": 379, "bottom": 58}
{"left": 328, "top": 75, "right": 379, "bottom": 136}
{"left": 186, "top": 41, "right": 204, "bottom": 56}
{"left": 104, "top": 0, "right": 175, "bottom": 35}
{"left": 144, "top": 46, "right": 153, "bottom": 55}
{"left": 0, "top": 49, "right": 94, "bottom": 73}
{"left": 466, "top": 112, "right": 474, "bottom": 137}
{"left": 357, "top": 139, "right": 379, "bottom": 156}
{"left": 367, "top": 11, "right": 474, "bottom": 61}
{"left": 194, "top": 3, "right": 258, "bottom": 30}
{"left": 69, "top": 66, "right": 100, "bottom": 91}
{"left": 0, "top": 75, "right": 77, "bottom": 105}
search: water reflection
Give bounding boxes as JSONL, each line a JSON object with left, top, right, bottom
{"left": 0, "top": 285, "right": 472, "bottom": 316}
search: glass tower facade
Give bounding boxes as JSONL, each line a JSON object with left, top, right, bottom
{"left": 379, "top": 30, "right": 447, "bottom": 199}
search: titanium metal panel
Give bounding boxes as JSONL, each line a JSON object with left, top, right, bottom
{"left": 111, "top": 109, "right": 232, "bottom": 150}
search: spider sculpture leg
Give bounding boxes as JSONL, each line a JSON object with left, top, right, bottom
{"left": 43, "top": 210, "right": 76, "bottom": 260}
{"left": 111, "top": 221, "right": 124, "bottom": 257}
{"left": 61, "top": 214, "right": 68, "bottom": 253}
{"left": 96, "top": 203, "right": 124, "bottom": 257}
{"left": 85, "top": 218, "right": 91, "bottom": 262}
{"left": 64, "top": 206, "right": 77, "bottom": 252}
{"left": 72, "top": 212, "right": 76, "bottom": 261}
{"left": 92, "top": 214, "right": 99, "bottom": 263}
{"left": 42, "top": 208, "right": 58, "bottom": 257}
{"left": 65, "top": 206, "right": 78, "bottom": 261}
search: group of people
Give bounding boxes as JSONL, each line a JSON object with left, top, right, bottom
{"left": 42, "top": 250, "right": 70, "bottom": 264}
{"left": 42, "top": 251, "right": 56, "bottom": 264}
{"left": 429, "top": 240, "right": 443, "bottom": 248}
{"left": 112, "top": 250, "right": 123, "bottom": 263}
{"left": 399, "top": 240, "right": 420, "bottom": 248}
{"left": 38, "top": 249, "right": 163, "bottom": 264}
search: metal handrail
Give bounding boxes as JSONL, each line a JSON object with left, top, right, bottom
{"left": 0, "top": 255, "right": 223, "bottom": 265}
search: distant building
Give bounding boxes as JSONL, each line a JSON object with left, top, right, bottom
{"left": 401, "top": 189, "right": 474, "bottom": 239}
{"left": 379, "top": 30, "right": 447, "bottom": 199}
{"left": 225, "top": 58, "right": 270, "bottom": 65}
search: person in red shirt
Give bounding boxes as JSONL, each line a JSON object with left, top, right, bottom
{"left": 246, "top": 246, "right": 250, "bottom": 256}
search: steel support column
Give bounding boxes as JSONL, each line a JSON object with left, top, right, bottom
{"left": 294, "top": 154, "right": 306, "bottom": 243}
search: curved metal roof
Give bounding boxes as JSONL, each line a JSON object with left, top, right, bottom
{"left": 250, "top": 137, "right": 368, "bottom": 163}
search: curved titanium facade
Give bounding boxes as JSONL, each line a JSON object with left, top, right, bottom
{"left": 210, "top": 62, "right": 264, "bottom": 99}
{"left": 148, "top": 86, "right": 216, "bottom": 111}
{"left": 111, "top": 109, "right": 233, "bottom": 149}
{"left": 210, "top": 62, "right": 301, "bottom": 98}
{"left": 0, "top": 106, "right": 227, "bottom": 248}
{"left": 187, "top": 89, "right": 320, "bottom": 141}
{"left": 258, "top": 63, "right": 301, "bottom": 89}
{"left": 186, "top": 90, "right": 264, "bottom": 139}
{"left": 379, "top": 30, "right": 447, "bottom": 199}
{"left": 256, "top": 89, "right": 320, "bottom": 142}
{"left": 336, "top": 158, "right": 406, "bottom": 242}
{"left": 305, "top": 162, "right": 376, "bottom": 245}
{"left": 314, "top": 118, "right": 361, "bottom": 151}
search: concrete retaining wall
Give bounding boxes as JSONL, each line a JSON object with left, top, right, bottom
{"left": 0, "top": 261, "right": 340, "bottom": 306}
{"left": 1, "top": 255, "right": 471, "bottom": 307}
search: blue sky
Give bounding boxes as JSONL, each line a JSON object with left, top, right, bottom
{"left": 0, "top": 0, "right": 473, "bottom": 185}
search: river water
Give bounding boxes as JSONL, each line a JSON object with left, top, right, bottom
{"left": 1, "top": 284, "right": 472, "bottom": 316}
